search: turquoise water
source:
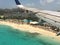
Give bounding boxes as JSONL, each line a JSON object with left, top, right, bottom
{"left": 0, "top": 25, "right": 60, "bottom": 45}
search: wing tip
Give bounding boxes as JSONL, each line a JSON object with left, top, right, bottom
{"left": 15, "top": 0, "right": 21, "bottom": 5}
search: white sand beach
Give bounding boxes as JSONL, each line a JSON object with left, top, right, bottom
{"left": 0, "top": 21, "right": 60, "bottom": 41}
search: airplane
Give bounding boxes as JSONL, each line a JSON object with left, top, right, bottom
{"left": 15, "top": 0, "right": 60, "bottom": 32}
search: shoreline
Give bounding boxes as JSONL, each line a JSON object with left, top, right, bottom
{"left": 0, "top": 21, "right": 60, "bottom": 41}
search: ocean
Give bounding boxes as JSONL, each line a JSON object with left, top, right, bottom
{"left": 0, "top": 25, "right": 60, "bottom": 45}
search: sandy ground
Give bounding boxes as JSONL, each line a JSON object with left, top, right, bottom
{"left": 0, "top": 21, "right": 60, "bottom": 41}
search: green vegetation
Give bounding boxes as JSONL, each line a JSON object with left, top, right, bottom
{"left": 0, "top": 8, "right": 39, "bottom": 21}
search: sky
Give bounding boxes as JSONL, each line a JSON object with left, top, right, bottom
{"left": 0, "top": 0, "right": 60, "bottom": 11}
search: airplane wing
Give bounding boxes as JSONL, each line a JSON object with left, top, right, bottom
{"left": 15, "top": 0, "right": 60, "bottom": 29}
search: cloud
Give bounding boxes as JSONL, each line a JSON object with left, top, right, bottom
{"left": 40, "top": 0, "right": 46, "bottom": 5}
{"left": 26, "top": 3, "right": 35, "bottom": 7}
{"left": 40, "top": 0, "right": 55, "bottom": 5}
{"left": 56, "top": 0, "right": 60, "bottom": 5}
{"left": 46, "top": 0, "right": 54, "bottom": 3}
